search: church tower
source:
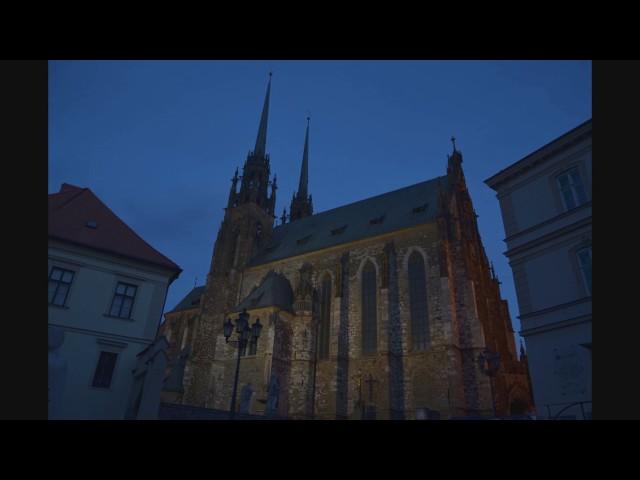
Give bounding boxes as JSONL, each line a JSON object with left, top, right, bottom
{"left": 210, "top": 73, "right": 277, "bottom": 277}
{"left": 184, "top": 74, "right": 277, "bottom": 406}
{"left": 289, "top": 117, "right": 313, "bottom": 222}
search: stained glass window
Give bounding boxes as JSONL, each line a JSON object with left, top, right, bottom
{"left": 362, "top": 261, "right": 377, "bottom": 354}
{"left": 318, "top": 275, "right": 332, "bottom": 359}
{"left": 408, "top": 251, "right": 429, "bottom": 351}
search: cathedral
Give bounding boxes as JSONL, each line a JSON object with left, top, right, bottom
{"left": 159, "top": 75, "right": 534, "bottom": 419}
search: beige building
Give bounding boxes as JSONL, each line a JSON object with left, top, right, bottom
{"left": 161, "top": 77, "right": 533, "bottom": 419}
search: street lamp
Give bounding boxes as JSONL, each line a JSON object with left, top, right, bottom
{"left": 224, "top": 308, "right": 262, "bottom": 419}
{"left": 477, "top": 348, "right": 501, "bottom": 418}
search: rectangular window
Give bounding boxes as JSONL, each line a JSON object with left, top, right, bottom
{"left": 109, "top": 282, "right": 137, "bottom": 319}
{"left": 48, "top": 267, "right": 75, "bottom": 307}
{"left": 92, "top": 351, "right": 118, "bottom": 388}
{"left": 577, "top": 246, "right": 592, "bottom": 295}
{"left": 557, "top": 168, "right": 588, "bottom": 211}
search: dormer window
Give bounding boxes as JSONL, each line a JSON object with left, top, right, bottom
{"left": 330, "top": 225, "right": 347, "bottom": 236}
{"left": 369, "top": 215, "right": 385, "bottom": 225}
{"left": 265, "top": 241, "right": 280, "bottom": 252}
{"left": 297, "top": 235, "right": 312, "bottom": 245}
{"left": 412, "top": 203, "right": 428, "bottom": 214}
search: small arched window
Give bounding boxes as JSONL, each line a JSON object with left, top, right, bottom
{"left": 361, "top": 261, "right": 377, "bottom": 354}
{"left": 408, "top": 251, "right": 429, "bottom": 350}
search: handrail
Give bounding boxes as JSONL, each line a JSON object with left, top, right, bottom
{"left": 548, "top": 401, "right": 592, "bottom": 420}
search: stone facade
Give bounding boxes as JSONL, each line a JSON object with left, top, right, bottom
{"left": 171, "top": 147, "right": 533, "bottom": 419}
{"left": 162, "top": 77, "right": 533, "bottom": 419}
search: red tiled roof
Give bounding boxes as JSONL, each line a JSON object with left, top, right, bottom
{"left": 48, "top": 183, "right": 182, "bottom": 274}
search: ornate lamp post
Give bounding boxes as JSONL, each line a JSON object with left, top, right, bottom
{"left": 223, "top": 308, "right": 262, "bottom": 419}
{"left": 477, "top": 348, "right": 501, "bottom": 418}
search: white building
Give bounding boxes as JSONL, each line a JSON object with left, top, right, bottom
{"left": 485, "top": 120, "right": 592, "bottom": 419}
{"left": 48, "top": 183, "right": 181, "bottom": 419}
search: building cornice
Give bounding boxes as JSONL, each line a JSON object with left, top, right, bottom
{"left": 504, "top": 202, "right": 592, "bottom": 244}
{"left": 47, "top": 322, "right": 154, "bottom": 345}
{"left": 485, "top": 119, "right": 592, "bottom": 191}
{"left": 518, "top": 295, "right": 592, "bottom": 321}
{"left": 504, "top": 216, "right": 591, "bottom": 258}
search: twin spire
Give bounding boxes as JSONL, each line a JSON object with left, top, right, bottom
{"left": 289, "top": 116, "right": 313, "bottom": 222}
{"left": 297, "top": 117, "right": 310, "bottom": 198}
{"left": 232, "top": 73, "right": 313, "bottom": 223}
{"left": 253, "top": 73, "right": 272, "bottom": 159}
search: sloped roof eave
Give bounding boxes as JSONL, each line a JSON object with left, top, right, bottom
{"left": 49, "top": 234, "right": 182, "bottom": 274}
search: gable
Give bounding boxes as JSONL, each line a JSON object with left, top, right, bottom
{"left": 48, "top": 184, "right": 181, "bottom": 273}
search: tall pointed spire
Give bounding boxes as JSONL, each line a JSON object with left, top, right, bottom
{"left": 289, "top": 117, "right": 313, "bottom": 222}
{"left": 297, "top": 117, "right": 310, "bottom": 197}
{"left": 234, "top": 74, "right": 275, "bottom": 213}
{"left": 253, "top": 73, "right": 272, "bottom": 158}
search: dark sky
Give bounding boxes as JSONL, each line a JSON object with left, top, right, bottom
{"left": 48, "top": 60, "right": 591, "bottom": 342}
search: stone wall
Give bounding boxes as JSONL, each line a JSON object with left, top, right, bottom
{"left": 179, "top": 156, "right": 534, "bottom": 419}
{"left": 233, "top": 222, "right": 477, "bottom": 419}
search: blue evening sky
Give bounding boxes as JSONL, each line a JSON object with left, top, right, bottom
{"left": 48, "top": 60, "right": 591, "bottom": 343}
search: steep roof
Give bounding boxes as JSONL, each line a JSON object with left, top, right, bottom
{"left": 48, "top": 183, "right": 182, "bottom": 273}
{"left": 169, "top": 286, "right": 205, "bottom": 313}
{"left": 250, "top": 175, "right": 449, "bottom": 266}
{"left": 235, "top": 271, "right": 293, "bottom": 312}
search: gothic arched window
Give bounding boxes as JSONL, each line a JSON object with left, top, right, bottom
{"left": 318, "top": 274, "right": 331, "bottom": 360}
{"left": 408, "top": 251, "right": 429, "bottom": 351}
{"left": 361, "top": 261, "right": 377, "bottom": 354}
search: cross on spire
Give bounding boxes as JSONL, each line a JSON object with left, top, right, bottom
{"left": 365, "top": 374, "right": 378, "bottom": 403}
{"left": 451, "top": 136, "right": 457, "bottom": 152}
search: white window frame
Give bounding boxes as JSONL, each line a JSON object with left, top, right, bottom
{"left": 557, "top": 167, "right": 588, "bottom": 211}
{"left": 577, "top": 246, "right": 592, "bottom": 295}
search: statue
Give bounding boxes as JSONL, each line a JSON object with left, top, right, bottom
{"left": 239, "top": 383, "right": 254, "bottom": 414}
{"left": 296, "top": 264, "right": 314, "bottom": 298}
{"left": 48, "top": 326, "right": 67, "bottom": 419}
{"left": 164, "top": 346, "right": 190, "bottom": 393}
{"left": 265, "top": 374, "right": 280, "bottom": 417}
